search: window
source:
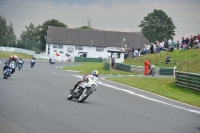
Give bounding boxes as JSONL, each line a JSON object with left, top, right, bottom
{"left": 53, "top": 45, "right": 58, "bottom": 48}
{"left": 53, "top": 45, "right": 63, "bottom": 49}
{"left": 54, "top": 50, "right": 57, "bottom": 52}
{"left": 112, "top": 53, "right": 120, "bottom": 58}
{"left": 75, "top": 46, "right": 83, "bottom": 50}
{"left": 58, "top": 45, "right": 63, "bottom": 49}
{"left": 96, "top": 47, "right": 103, "bottom": 52}
{"left": 59, "top": 51, "right": 63, "bottom": 54}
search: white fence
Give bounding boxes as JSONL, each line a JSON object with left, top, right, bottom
{"left": 0, "top": 47, "right": 72, "bottom": 61}
{"left": 0, "top": 47, "right": 35, "bottom": 55}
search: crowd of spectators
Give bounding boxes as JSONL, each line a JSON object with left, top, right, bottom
{"left": 124, "top": 33, "right": 200, "bottom": 58}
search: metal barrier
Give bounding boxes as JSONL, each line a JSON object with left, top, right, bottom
{"left": 74, "top": 57, "right": 103, "bottom": 62}
{"left": 159, "top": 68, "right": 174, "bottom": 75}
{"left": 115, "top": 63, "right": 131, "bottom": 72}
{"left": 175, "top": 71, "right": 200, "bottom": 91}
{"left": 115, "top": 63, "right": 175, "bottom": 76}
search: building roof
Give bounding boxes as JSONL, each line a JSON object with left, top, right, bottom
{"left": 46, "top": 26, "right": 149, "bottom": 48}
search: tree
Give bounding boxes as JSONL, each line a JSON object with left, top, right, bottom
{"left": 78, "top": 26, "right": 94, "bottom": 30}
{"left": 6, "top": 22, "right": 17, "bottom": 47}
{"left": 139, "top": 9, "right": 176, "bottom": 43}
{"left": 78, "top": 18, "right": 94, "bottom": 30}
{"left": 0, "top": 15, "right": 7, "bottom": 46}
{"left": 38, "top": 19, "right": 67, "bottom": 51}
{"left": 86, "top": 18, "right": 92, "bottom": 28}
{"left": 21, "top": 22, "right": 39, "bottom": 41}
{"left": 0, "top": 15, "right": 16, "bottom": 47}
{"left": 20, "top": 22, "right": 40, "bottom": 50}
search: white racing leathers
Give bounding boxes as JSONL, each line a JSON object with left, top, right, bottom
{"left": 68, "top": 75, "right": 99, "bottom": 103}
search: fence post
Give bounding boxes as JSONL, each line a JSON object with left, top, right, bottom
{"left": 174, "top": 66, "right": 177, "bottom": 78}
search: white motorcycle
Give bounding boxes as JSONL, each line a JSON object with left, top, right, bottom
{"left": 68, "top": 75, "right": 98, "bottom": 103}
{"left": 3, "top": 63, "right": 15, "bottom": 79}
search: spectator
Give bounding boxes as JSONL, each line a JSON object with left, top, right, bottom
{"left": 194, "top": 42, "right": 200, "bottom": 49}
{"left": 131, "top": 47, "right": 134, "bottom": 57}
{"left": 160, "top": 41, "right": 164, "bottom": 51}
{"left": 143, "top": 44, "right": 148, "bottom": 55}
{"left": 138, "top": 46, "right": 141, "bottom": 56}
{"left": 150, "top": 43, "right": 154, "bottom": 54}
{"left": 153, "top": 43, "right": 156, "bottom": 53}
{"left": 165, "top": 54, "right": 170, "bottom": 64}
{"left": 190, "top": 36, "right": 194, "bottom": 49}
{"left": 182, "top": 43, "right": 189, "bottom": 50}
{"left": 164, "top": 38, "right": 168, "bottom": 49}
{"left": 178, "top": 37, "right": 182, "bottom": 48}
{"left": 147, "top": 43, "right": 150, "bottom": 53}
{"left": 168, "top": 39, "right": 172, "bottom": 47}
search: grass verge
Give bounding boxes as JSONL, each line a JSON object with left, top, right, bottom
{"left": 107, "top": 76, "right": 200, "bottom": 107}
{"left": 0, "top": 51, "right": 33, "bottom": 59}
{"left": 62, "top": 62, "right": 140, "bottom": 75}
{"left": 62, "top": 62, "right": 200, "bottom": 107}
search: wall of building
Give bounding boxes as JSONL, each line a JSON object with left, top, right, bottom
{"left": 46, "top": 44, "right": 124, "bottom": 62}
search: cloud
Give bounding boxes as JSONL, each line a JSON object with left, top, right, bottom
{"left": 0, "top": 0, "right": 6, "bottom": 6}
{"left": 0, "top": 0, "right": 200, "bottom": 41}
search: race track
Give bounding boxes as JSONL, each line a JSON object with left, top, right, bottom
{"left": 0, "top": 59, "right": 200, "bottom": 133}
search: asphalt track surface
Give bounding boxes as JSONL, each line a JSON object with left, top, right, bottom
{"left": 0, "top": 59, "right": 200, "bottom": 133}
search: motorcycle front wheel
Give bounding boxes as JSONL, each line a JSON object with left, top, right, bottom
{"left": 151, "top": 71, "right": 155, "bottom": 76}
{"left": 4, "top": 73, "right": 8, "bottom": 79}
{"left": 67, "top": 93, "right": 73, "bottom": 100}
{"left": 78, "top": 89, "right": 92, "bottom": 103}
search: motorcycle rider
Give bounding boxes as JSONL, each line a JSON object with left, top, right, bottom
{"left": 18, "top": 58, "right": 24, "bottom": 68}
{"left": 3, "top": 55, "right": 18, "bottom": 76}
{"left": 49, "top": 58, "right": 55, "bottom": 64}
{"left": 31, "top": 58, "right": 36, "bottom": 67}
{"left": 70, "top": 70, "right": 99, "bottom": 92}
{"left": 148, "top": 64, "right": 155, "bottom": 75}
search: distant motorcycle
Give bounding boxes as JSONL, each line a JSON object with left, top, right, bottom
{"left": 49, "top": 59, "right": 55, "bottom": 65}
{"left": 31, "top": 58, "right": 35, "bottom": 68}
{"left": 18, "top": 63, "right": 23, "bottom": 70}
{"left": 3, "top": 63, "right": 15, "bottom": 79}
{"left": 148, "top": 64, "right": 155, "bottom": 76}
{"left": 18, "top": 59, "right": 24, "bottom": 70}
{"left": 68, "top": 75, "right": 98, "bottom": 103}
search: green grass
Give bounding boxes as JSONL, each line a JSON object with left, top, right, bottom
{"left": 124, "top": 49, "right": 200, "bottom": 74}
{"left": 0, "top": 51, "right": 33, "bottom": 59}
{"left": 62, "top": 62, "right": 140, "bottom": 75}
{"left": 62, "top": 62, "right": 200, "bottom": 107}
{"left": 107, "top": 77, "right": 200, "bottom": 107}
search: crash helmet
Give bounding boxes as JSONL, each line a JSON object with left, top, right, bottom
{"left": 10, "top": 55, "right": 14, "bottom": 59}
{"left": 92, "top": 70, "right": 98, "bottom": 77}
{"left": 14, "top": 55, "right": 18, "bottom": 61}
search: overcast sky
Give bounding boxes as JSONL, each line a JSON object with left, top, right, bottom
{"left": 0, "top": 0, "right": 200, "bottom": 41}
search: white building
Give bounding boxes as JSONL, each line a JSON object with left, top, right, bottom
{"left": 46, "top": 26, "right": 149, "bottom": 63}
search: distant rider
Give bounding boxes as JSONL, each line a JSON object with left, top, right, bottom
{"left": 18, "top": 58, "right": 24, "bottom": 68}
{"left": 49, "top": 58, "right": 55, "bottom": 64}
{"left": 31, "top": 58, "right": 35, "bottom": 66}
{"left": 3, "top": 55, "right": 18, "bottom": 76}
{"left": 70, "top": 70, "right": 99, "bottom": 92}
